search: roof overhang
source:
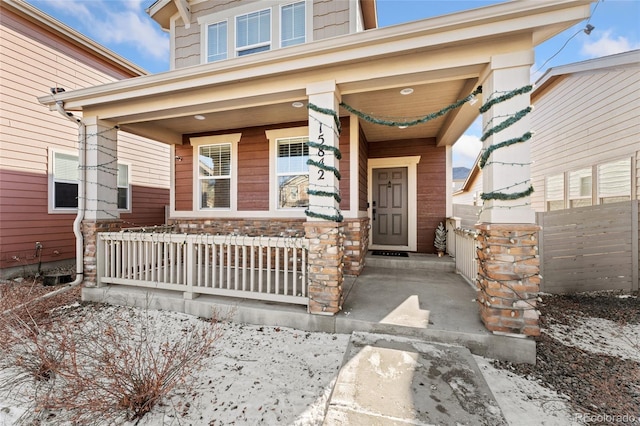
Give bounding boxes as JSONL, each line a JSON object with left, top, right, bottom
{"left": 40, "top": 0, "right": 594, "bottom": 146}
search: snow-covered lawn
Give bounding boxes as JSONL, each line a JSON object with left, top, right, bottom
{"left": 1, "top": 294, "right": 637, "bottom": 425}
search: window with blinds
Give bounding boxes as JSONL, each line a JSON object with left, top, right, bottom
{"left": 281, "top": 2, "right": 305, "bottom": 47}
{"left": 207, "top": 21, "right": 228, "bottom": 62}
{"left": 236, "top": 9, "right": 271, "bottom": 56}
{"left": 545, "top": 174, "right": 564, "bottom": 211}
{"left": 598, "top": 158, "right": 631, "bottom": 204}
{"left": 53, "top": 152, "right": 79, "bottom": 209}
{"left": 276, "top": 137, "right": 309, "bottom": 208}
{"left": 199, "top": 144, "right": 231, "bottom": 209}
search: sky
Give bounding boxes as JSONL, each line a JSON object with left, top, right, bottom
{"left": 25, "top": 0, "right": 640, "bottom": 168}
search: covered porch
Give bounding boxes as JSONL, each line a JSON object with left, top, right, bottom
{"left": 84, "top": 252, "right": 534, "bottom": 363}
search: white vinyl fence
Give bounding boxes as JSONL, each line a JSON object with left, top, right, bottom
{"left": 452, "top": 228, "right": 478, "bottom": 285}
{"left": 97, "top": 232, "right": 309, "bottom": 305}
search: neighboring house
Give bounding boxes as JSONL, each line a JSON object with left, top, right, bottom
{"left": 36, "top": 0, "right": 593, "bottom": 331}
{"left": 0, "top": 0, "right": 170, "bottom": 279}
{"left": 452, "top": 166, "right": 470, "bottom": 192}
{"left": 530, "top": 50, "right": 640, "bottom": 211}
{"left": 452, "top": 50, "right": 640, "bottom": 293}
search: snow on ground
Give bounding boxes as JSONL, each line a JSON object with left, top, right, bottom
{"left": 1, "top": 299, "right": 637, "bottom": 425}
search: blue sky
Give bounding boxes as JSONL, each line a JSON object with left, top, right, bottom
{"left": 25, "top": 0, "right": 640, "bottom": 167}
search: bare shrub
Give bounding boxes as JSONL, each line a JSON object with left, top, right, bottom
{"left": 1, "top": 292, "right": 224, "bottom": 425}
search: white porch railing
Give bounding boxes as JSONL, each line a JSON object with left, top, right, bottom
{"left": 454, "top": 228, "right": 478, "bottom": 285}
{"left": 97, "top": 232, "right": 309, "bottom": 305}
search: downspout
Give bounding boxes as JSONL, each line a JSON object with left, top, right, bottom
{"left": 2, "top": 102, "right": 86, "bottom": 315}
{"left": 54, "top": 100, "right": 85, "bottom": 290}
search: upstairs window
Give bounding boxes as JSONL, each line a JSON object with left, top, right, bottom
{"left": 281, "top": 2, "right": 305, "bottom": 47}
{"left": 207, "top": 21, "right": 227, "bottom": 62}
{"left": 199, "top": 144, "right": 231, "bottom": 209}
{"left": 236, "top": 9, "right": 271, "bottom": 56}
{"left": 276, "top": 137, "right": 309, "bottom": 208}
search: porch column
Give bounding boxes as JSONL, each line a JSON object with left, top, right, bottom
{"left": 82, "top": 117, "right": 122, "bottom": 287}
{"left": 475, "top": 51, "right": 541, "bottom": 336}
{"left": 305, "top": 81, "right": 344, "bottom": 315}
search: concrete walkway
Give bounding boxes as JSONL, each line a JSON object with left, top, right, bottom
{"left": 324, "top": 332, "right": 507, "bottom": 425}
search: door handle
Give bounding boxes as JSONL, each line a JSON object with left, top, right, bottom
{"left": 372, "top": 208, "right": 376, "bottom": 220}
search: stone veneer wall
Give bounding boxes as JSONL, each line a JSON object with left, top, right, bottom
{"left": 304, "top": 222, "right": 344, "bottom": 315}
{"left": 82, "top": 219, "right": 122, "bottom": 286}
{"left": 475, "top": 223, "right": 541, "bottom": 336}
{"left": 343, "top": 218, "right": 369, "bottom": 276}
{"left": 169, "top": 217, "right": 369, "bottom": 276}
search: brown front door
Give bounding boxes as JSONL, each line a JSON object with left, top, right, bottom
{"left": 372, "top": 167, "right": 408, "bottom": 246}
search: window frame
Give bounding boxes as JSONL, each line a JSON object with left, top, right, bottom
{"left": 197, "top": 0, "right": 313, "bottom": 65}
{"left": 235, "top": 8, "right": 272, "bottom": 57}
{"left": 205, "top": 20, "right": 228, "bottom": 63}
{"left": 190, "top": 134, "right": 241, "bottom": 212}
{"left": 117, "top": 163, "right": 132, "bottom": 212}
{"left": 597, "top": 157, "right": 632, "bottom": 204}
{"left": 544, "top": 173, "right": 565, "bottom": 211}
{"left": 275, "top": 136, "right": 310, "bottom": 210}
{"left": 280, "top": 1, "right": 306, "bottom": 48}
{"left": 49, "top": 149, "right": 131, "bottom": 213}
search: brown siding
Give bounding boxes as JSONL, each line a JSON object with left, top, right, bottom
{"left": 174, "top": 144, "right": 194, "bottom": 211}
{"left": 338, "top": 117, "right": 350, "bottom": 211}
{"left": 0, "top": 170, "right": 168, "bottom": 270}
{"left": 358, "top": 127, "right": 369, "bottom": 211}
{"left": 237, "top": 127, "right": 270, "bottom": 211}
{"left": 369, "top": 138, "right": 446, "bottom": 253}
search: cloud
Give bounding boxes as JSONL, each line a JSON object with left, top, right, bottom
{"left": 36, "top": 0, "right": 169, "bottom": 63}
{"left": 452, "top": 134, "right": 482, "bottom": 168}
{"left": 581, "top": 30, "right": 640, "bottom": 58}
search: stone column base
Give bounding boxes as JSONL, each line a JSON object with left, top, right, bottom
{"left": 82, "top": 220, "right": 122, "bottom": 287}
{"left": 304, "top": 222, "right": 344, "bottom": 315}
{"left": 343, "top": 218, "right": 369, "bottom": 276}
{"left": 475, "top": 223, "right": 541, "bottom": 336}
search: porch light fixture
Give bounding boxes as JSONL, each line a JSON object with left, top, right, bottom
{"left": 194, "top": 115, "right": 206, "bottom": 120}
{"left": 400, "top": 88, "right": 414, "bottom": 95}
{"left": 292, "top": 101, "right": 304, "bottom": 108}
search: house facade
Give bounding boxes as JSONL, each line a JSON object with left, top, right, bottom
{"left": 37, "top": 0, "right": 595, "bottom": 335}
{"left": 0, "top": 0, "right": 170, "bottom": 279}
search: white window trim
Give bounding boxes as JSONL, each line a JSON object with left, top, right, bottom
{"left": 198, "top": 0, "right": 313, "bottom": 65}
{"left": 49, "top": 148, "right": 79, "bottom": 214}
{"left": 266, "top": 127, "right": 309, "bottom": 217}
{"left": 275, "top": 136, "right": 309, "bottom": 211}
{"left": 235, "top": 8, "right": 272, "bottom": 57}
{"left": 117, "top": 162, "right": 132, "bottom": 213}
{"left": 368, "top": 156, "right": 421, "bottom": 252}
{"left": 279, "top": 1, "right": 306, "bottom": 48}
{"left": 203, "top": 19, "right": 229, "bottom": 63}
{"left": 190, "top": 134, "right": 241, "bottom": 212}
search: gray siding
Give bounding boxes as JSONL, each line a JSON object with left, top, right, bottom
{"left": 313, "top": 0, "right": 350, "bottom": 41}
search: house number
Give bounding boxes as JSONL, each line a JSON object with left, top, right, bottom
{"left": 317, "top": 123, "right": 325, "bottom": 180}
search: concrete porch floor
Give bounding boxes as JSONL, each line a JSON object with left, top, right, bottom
{"left": 83, "top": 252, "right": 535, "bottom": 364}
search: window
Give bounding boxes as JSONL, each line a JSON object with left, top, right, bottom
{"left": 199, "top": 144, "right": 231, "bottom": 209}
{"left": 51, "top": 151, "right": 129, "bottom": 211}
{"left": 598, "top": 158, "right": 631, "bottom": 204}
{"left": 281, "top": 2, "right": 305, "bottom": 47}
{"left": 117, "top": 164, "right": 130, "bottom": 210}
{"left": 207, "top": 21, "right": 227, "bottom": 62}
{"left": 545, "top": 174, "right": 564, "bottom": 211}
{"left": 568, "top": 168, "right": 592, "bottom": 208}
{"left": 53, "top": 152, "right": 79, "bottom": 209}
{"left": 236, "top": 9, "right": 271, "bottom": 56}
{"left": 276, "top": 137, "right": 309, "bottom": 208}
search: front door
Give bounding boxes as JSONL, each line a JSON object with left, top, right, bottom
{"left": 372, "top": 167, "right": 408, "bottom": 246}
